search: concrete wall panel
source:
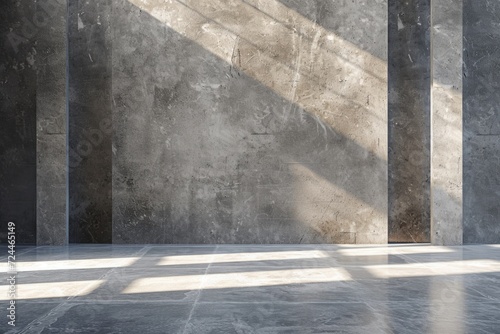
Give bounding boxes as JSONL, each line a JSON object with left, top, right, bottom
{"left": 463, "top": 0, "right": 500, "bottom": 243}
{"left": 111, "top": 0, "right": 388, "bottom": 243}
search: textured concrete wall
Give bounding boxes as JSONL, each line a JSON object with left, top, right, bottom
{"left": 0, "top": 1, "right": 38, "bottom": 244}
{"left": 68, "top": 0, "right": 113, "bottom": 243}
{"left": 431, "top": 0, "right": 462, "bottom": 245}
{"left": 463, "top": 0, "right": 500, "bottom": 243}
{"left": 36, "top": 0, "right": 67, "bottom": 245}
{"left": 0, "top": 0, "right": 67, "bottom": 245}
{"left": 388, "top": 0, "right": 431, "bottom": 242}
{"left": 1, "top": 0, "right": 498, "bottom": 245}
{"left": 111, "top": 0, "right": 388, "bottom": 243}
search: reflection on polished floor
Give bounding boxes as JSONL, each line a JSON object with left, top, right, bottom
{"left": 1, "top": 244, "right": 500, "bottom": 333}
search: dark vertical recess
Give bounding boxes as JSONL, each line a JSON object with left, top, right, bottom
{"left": 0, "top": 0, "right": 37, "bottom": 244}
{"left": 68, "top": 0, "right": 113, "bottom": 243}
{"left": 388, "top": 0, "right": 431, "bottom": 242}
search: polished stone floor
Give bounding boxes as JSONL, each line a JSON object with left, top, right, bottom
{"left": 1, "top": 244, "right": 500, "bottom": 333}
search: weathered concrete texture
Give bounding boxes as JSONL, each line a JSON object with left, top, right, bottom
{"left": 277, "top": 0, "right": 388, "bottom": 60}
{"left": 111, "top": 0, "right": 388, "bottom": 243}
{"left": 0, "top": 0, "right": 37, "bottom": 244}
{"left": 68, "top": 0, "right": 113, "bottom": 243}
{"left": 36, "top": 0, "right": 67, "bottom": 245}
{"left": 388, "top": 0, "right": 431, "bottom": 243}
{"left": 463, "top": 0, "right": 500, "bottom": 243}
{"left": 430, "top": 0, "right": 462, "bottom": 245}
{"left": 463, "top": 137, "right": 500, "bottom": 243}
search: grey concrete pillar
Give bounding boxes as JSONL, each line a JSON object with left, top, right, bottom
{"left": 0, "top": 0, "right": 37, "bottom": 244}
{"left": 36, "top": 0, "right": 68, "bottom": 245}
{"left": 68, "top": 0, "right": 113, "bottom": 243}
{"left": 430, "top": 0, "right": 463, "bottom": 245}
{"left": 463, "top": 1, "right": 500, "bottom": 243}
{"left": 388, "top": 0, "right": 431, "bottom": 243}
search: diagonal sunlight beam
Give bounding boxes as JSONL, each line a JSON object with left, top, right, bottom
{"left": 336, "top": 245, "right": 455, "bottom": 256}
{"left": 157, "top": 250, "right": 328, "bottom": 266}
{"left": 0, "top": 257, "right": 140, "bottom": 273}
{"left": 122, "top": 258, "right": 500, "bottom": 294}
{"left": 0, "top": 280, "right": 105, "bottom": 301}
{"left": 127, "top": 0, "right": 387, "bottom": 160}
{"left": 363, "top": 260, "right": 500, "bottom": 279}
{"left": 122, "top": 267, "right": 352, "bottom": 293}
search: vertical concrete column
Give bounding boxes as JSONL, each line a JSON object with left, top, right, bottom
{"left": 0, "top": 0, "right": 37, "bottom": 244}
{"left": 36, "top": 0, "right": 68, "bottom": 245}
{"left": 388, "top": 0, "right": 431, "bottom": 243}
{"left": 68, "top": 0, "right": 113, "bottom": 243}
{"left": 430, "top": 0, "right": 463, "bottom": 245}
{"left": 463, "top": 1, "right": 500, "bottom": 243}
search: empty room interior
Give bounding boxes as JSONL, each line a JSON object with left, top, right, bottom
{"left": 1, "top": 0, "right": 499, "bottom": 333}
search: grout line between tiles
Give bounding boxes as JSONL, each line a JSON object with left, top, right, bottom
{"left": 180, "top": 244, "right": 219, "bottom": 334}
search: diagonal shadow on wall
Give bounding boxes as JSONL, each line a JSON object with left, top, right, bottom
{"left": 70, "top": 0, "right": 389, "bottom": 244}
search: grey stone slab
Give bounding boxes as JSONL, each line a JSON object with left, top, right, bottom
{"left": 0, "top": 0, "right": 38, "bottom": 244}
{"left": 35, "top": 302, "right": 192, "bottom": 334}
{"left": 323, "top": 253, "right": 410, "bottom": 266}
{"left": 111, "top": 0, "right": 388, "bottom": 244}
{"left": 277, "top": 0, "right": 388, "bottom": 60}
{"left": 462, "top": 274, "right": 500, "bottom": 301}
{"left": 463, "top": 0, "right": 500, "bottom": 136}
{"left": 370, "top": 301, "right": 500, "bottom": 334}
{"left": 214, "top": 245, "right": 322, "bottom": 252}
{"left": 73, "top": 267, "right": 207, "bottom": 302}
{"left": 207, "top": 257, "right": 339, "bottom": 269}
{"left": 430, "top": 0, "right": 463, "bottom": 246}
{"left": 0, "top": 268, "right": 112, "bottom": 304}
{"left": 0, "top": 267, "right": 112, "bottom": 285}
{"left": 37, "top": 135, "right": 66, "bottom": 245}
{"left": 463, "top": 136, "right": 500, "bottom": 243}
{"left": 36, "top": 0, "right": 67, "bottom": 246}
{"left": 0, "top": 246, "right": 38, "bottom": 261}
{"left": 35, "top": 0, "right": 66, "bottom": 137}
{"left": 465, "top": 244, "right": 500, "bottom": 253}
{"left": 185, "top": 302, "right": 386, "bottom": 334}
{"left": 396, "top": 250, "right": 466, "bottom": 263}
{"left": 68, "top": 0, "right": 113, "bottom": 243}
{"left": 60, "top": 244, "right": 146, "bottom": 254}
{"left": 2, "top": 245, "right": 500, "bottom": 333}
{"left": 144, "top": 245, "right": 217, "bottom": 255}
{"left": 396, "top": 247, "right": 500, "bottom": 264}
{"left": 198, "top": 271, "right": 364, "bottom": 303}
{"left": 0, "top": 302, "right": 60, "bottom": 333}
{"left": 356, "top": 275, "right": 499, "bottom": 303}
{"left": 138, "top": 246, "right": 217, "bottom": 269}
{"left": 388, "top": 0, "right": 431, "bottom": 243}
{"left": 8, "top": 245, "right": 146, "bottom": 263}
{"left": 463, "top": 0, "right": 500, "bottom": 244}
